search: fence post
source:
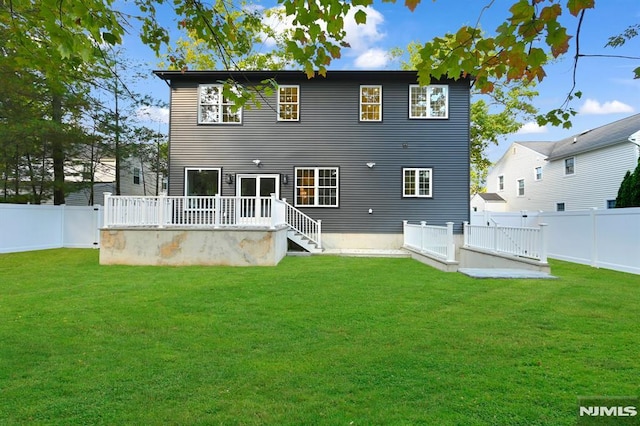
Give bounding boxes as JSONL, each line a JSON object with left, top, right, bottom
{"left": 463, "top": 221, "right": 469, "bottom": 247}
{"left": 446, "top": 222, "right": 455, "bottom": 262}
{"left": 420, "top": 221, "right": 427, "bottom": 252}
{"left": 214, "top": 194, "right": 221, "bottom": 229}
{"left": 493, "top": 222, "right": 499, "bottom": 253}
{"left": 402, "top": 220, "right": 408, "bottom": 247}
{"left": 317, "top": 220, "right": 322, "bottom": 249}
{"left": 103, "top": 192, "right": 111, "bottom": 228}
{"left": 590, "top": 207, "right": 598, "bottom": 267}
{"left": 539, "top": 223, "right": 548, "bottom": 263}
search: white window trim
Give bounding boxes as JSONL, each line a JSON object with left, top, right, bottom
{"left": 564, "top": 156, "right": 575, "bottom": 176}
{"left": 516, "top": 178, "right": 525, "bottom": 197}
{"left": 403, "top": 167, "right": 433, "bottom": 198}
{"left": 498, "top": 175, "right": 504, "bottom": 192}
{"left": 277, "top": 85, "right": 300, "bottom": 122}
{"left": 408, "top": 85, "right": 449, "bottom": 119}
{"left": 534, "top": 166, "right": 543, "bottom": 181}
{"left": 360, "top": 85, "right": 382, "bottom": 122}
{"left": 184, "top": 167, "right": 221, "bottom": 196}
{"left": 294, "top": 167, "right": 339, "bottom": 208}
{"left": 198, "top": 84, "right": 242, "bottom": 125}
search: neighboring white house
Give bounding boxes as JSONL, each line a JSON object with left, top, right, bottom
{"left": 65, "top": 156, "right": 161, "bottom": 206}
{"left": 486, "top": 113, "right": 640, "bottom": 212}
{"left": 470, "top": 192, "right": 506, "bottom": 212}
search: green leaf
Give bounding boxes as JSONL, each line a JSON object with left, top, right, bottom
{"left": 567, "top": 0, "right": 595, "bottom": 17}
{"left": 102, "top": 32, "right": 118, "bottom": 45}
{"left": 354, "top": 9, "right": 367, "bottom": 25}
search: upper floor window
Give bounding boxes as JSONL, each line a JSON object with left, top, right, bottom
{"left": 517, "top": 179, "right": 525, "bottom": 196}
{"left": 360, "top": 85, "right": 382, "bottom": 121}
{"left": 409, "top": 85, "right": 448, "bottom": 119}
{"left": 278, "top": 85, "right": 299, "bottom": 121}
{"left": 198, "top": 84, "right": 241, "bottom": 124}
{"left": 498, "top": 175, "right": 504, "bottom": 191}
{"left": 295, "top": 167, "right": 339, "bottom": 207}
{"left": 564, "top": 157, "right": 575, "bottom": 175}
{"left": 606, "top": 199, "right": 616, "bottom": 209}
{"left": 403, "top": 168, "right": 432, "bottom": 197}
{"left": 133, "top": 167, "right": 141, "bottom": 185}
{"left": 534, "top": 166, "right": 542, "bottom": 181}
{"left": 556, "top": 202, "right": 565, "bottom": 212}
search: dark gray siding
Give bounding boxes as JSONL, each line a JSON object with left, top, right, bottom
{"left": 163, "top": 71, "right": 470, "bottom": 233}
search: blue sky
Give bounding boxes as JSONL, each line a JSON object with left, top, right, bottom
{"left": 128, "top": 0, "right": 640, "bottom": 162}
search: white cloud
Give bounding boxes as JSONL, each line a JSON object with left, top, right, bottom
{"left": 516, "top": 122, "right": 548, "bottom": 134}
{"left": 579, "top": 99, "right": 634, "bottom": 115}
{"left": 136, "top": 105, "right": 169, "bottom": 124}
{"left": 354, "top": 48, "right": 389, "bottom": 69}
{"left": 259, "top": 6, "right": 293, "bottom": 49}
{"left": 343, "top": 7, "right": 386, "bottom": 53}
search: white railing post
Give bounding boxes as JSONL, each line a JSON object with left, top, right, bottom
{"left": 214, "top": 194, "right": 222, "bottom": 229}
{"left": 446, "top": 222, "right": 455, "bottom": 262}
{"left": 270, "top": 193, "right": 277, "bottom": 229}
{"left": 158, "top": 193, "right": 166, "bottom": 228}
{"left": 539, "top": 223, "right": 548, "bottom": 263}
{"left": 103, "top": 192, "right": 112, "bottom": 228}
{"left": 402, "top": 220, "right": 408, "bottom": 247}
{"left": 420, "top": 221, "right": 426, "bottom": 252}
{"left": 317, "top": 220, "right": 322, "bottom": 249}
{"left": 493, "top": 222, "right": 499, "bottom": 253}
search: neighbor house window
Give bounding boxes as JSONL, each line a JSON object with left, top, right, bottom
{"left": 498, "top": 175, "right": 504, "bottom": 191}
{"left": 535, "top": 166, "right": 542, "bottom": 181}
{"left": 517, "top": 179, "right": 525, "bottom": 196}
{"left": 133, "top": 167, "right": 141, "bottom": 185}
{"left": 556, "top": 202, "right": 565, "bottom": 212}
{"left": 606, "top": 199, "right": 616, "bottom": 209}
{"left": 295, "top": 167, "right": 339, "bottom": 207}
{"left": 185, "top": 168, "right": 220, "bottom": 196}
{"left": 403, "top": 168, "right": 432, "bottom": 197}
{"left": 409, "top": 85, "right": 448, "bottom": 119}
{"left": 278, "top": 85, "right": 299, "bottom": 121}
{"left": 360, "top": 85, "right": 382, "bottom": 121}
{"left": 198, "top": 84, "right": 241, "bottom": 124}
{"left": 564, "top": 157, "right": 575, "bottom": 175}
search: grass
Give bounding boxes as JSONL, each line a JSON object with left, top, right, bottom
{"left": 0, "top": 249, "right": 639, "bottom": 425}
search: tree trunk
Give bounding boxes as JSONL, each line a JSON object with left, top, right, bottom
{"left": 52, "top": 94, "right": 65, "bottom": 205}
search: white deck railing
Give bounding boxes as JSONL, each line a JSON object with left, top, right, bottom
{"left": 403, "top": 221, "right": 455, "bottom": 262}
{"left": 284, "top": 199, "right": 322, "bottom": 249}
{"left": 463, "top": 221, "right": 548, "bottom": 262}
{"left": 103, "top": 193, "right": 321, "bottom": 248}
{"left": 103, "top": 193, "right": 286, "bottom": 229}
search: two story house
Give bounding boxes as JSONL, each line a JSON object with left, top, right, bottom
{"left": 486, "top": 113, "right": 640, "bottom": 212}
{"left": 153, "top": 70, "right": 471, "bottom": 250}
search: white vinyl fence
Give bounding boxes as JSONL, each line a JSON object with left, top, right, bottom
{"left": 403, "top": 221, "right": 455, "bottom": 262}
{"left": 0, "top": 204, "right": 102, "bottom": 253}
{"left": 464, "top": 222, "right": 548, "bottom": 262}
{"left": 472, "top": 208, "right": 640, "bottom": 275}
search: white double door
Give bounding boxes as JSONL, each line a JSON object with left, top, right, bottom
{"left": 236, "top": 174, "right": 280, "bottom": 223}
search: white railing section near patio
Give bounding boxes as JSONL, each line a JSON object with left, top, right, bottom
{"left": 103, "top": 193, "right": 286, "bottom": 229}
{"left": 403, "top": 221, "right": 455, "bottom": 262}
{"left": 463, "top": 221, "right": 548, "bottom": 262}
{"left": 283, "top": 198, "right": 322, "bottom": 249}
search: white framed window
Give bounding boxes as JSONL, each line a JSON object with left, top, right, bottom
{"left": 606, "top": 199, "right": 616, "bottom": 209}
{"left": 409, "top": 85, "right": 448, "bottom": 119}
{"left": 360, "top": 85, "right": 382, "bottom": 121}
{"left": 295, "top": 167, "right": 339, "bottom": 207}
{"left": 534, "top": 166, "right": 542, "bottom": 181}
{"left": 403, "top": 168, "right": 432, "bottom": 197}
{"left": 198, "top": 84, "right": 242, "bottom": 124}
{"left": 133, "top": 167, "right": 141, "bottom": 185}
{"left": 517, "top": 178, "right": 525, "bottom": 196}
{"left": 498, "top": 175, "right": 504, "bottom": 191}
{"left": 564, "top": 157, "right": 575, "bottom": 175}
{"left": 278, "top": 85, "right": 299, "bottom": 121}
{"left": 556, "top": 202, "right": 565, "bottom": 212}
{"left": 185, "top": 168, "right": 221, "bottom": 196}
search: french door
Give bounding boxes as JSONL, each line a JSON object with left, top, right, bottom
{"left": 236, "top": 174, "right": 280, "bottom": 223}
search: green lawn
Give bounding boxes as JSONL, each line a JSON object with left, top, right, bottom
{"left": 1, "top": 249, "right": 638, "bottom": 425}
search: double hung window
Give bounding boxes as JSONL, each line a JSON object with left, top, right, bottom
{"left": 360, "top": 85, "right": 382, "bottom": 121}
{"left": 278, "top": 85, "right": 299, "bottom": 121}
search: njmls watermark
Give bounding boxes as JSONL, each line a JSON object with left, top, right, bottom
{"left": 577, "top": 396, "right": 639, "bottom": 425}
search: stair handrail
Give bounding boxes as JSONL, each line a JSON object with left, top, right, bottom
{"left": 280, "top": 198, "right": 322, "bottom": 249}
